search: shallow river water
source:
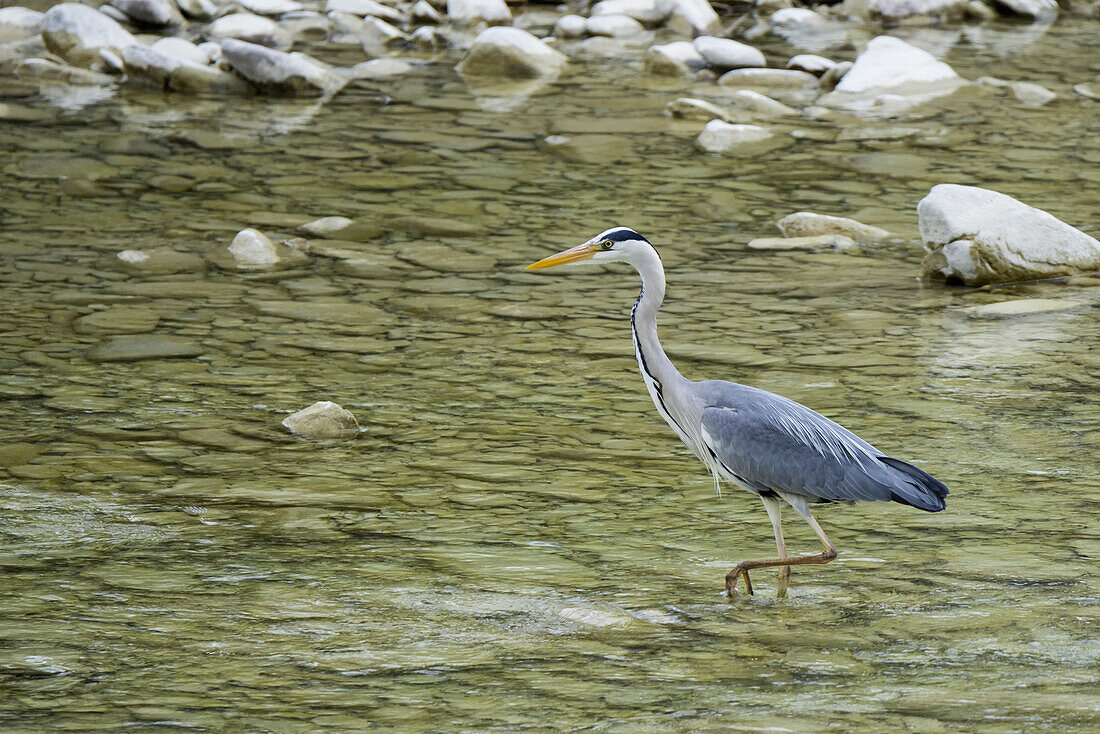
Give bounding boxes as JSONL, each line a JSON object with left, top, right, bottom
{"left": 2, "top": 14, "right": 1100, "bottom": 733}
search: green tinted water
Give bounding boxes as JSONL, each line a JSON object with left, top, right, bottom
{"left": 2, "top": 19, "right": 1100, "bottom": 732}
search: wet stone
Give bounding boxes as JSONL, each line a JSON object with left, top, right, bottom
{"left": 253, "top": 299, "right": 389, "bottom": 327}
{"left": 10, "top": 153, "right": 117, "bottom": 180}
{"left": 73, "top": 306, "right": 160, "bottom": 334}
{"left": 964, "top": 299, "right": 1082, "bottom": 319}
{"left": 282, "top": 401, "right": 360, "bottom": 437}
{"left": 85, "top": 336, "right": 204, "bottom": 361}
{"left": 396, "top": 243, "right": 497, "bottom": 273}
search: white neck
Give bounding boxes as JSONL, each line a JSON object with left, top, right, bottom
{"left": 629, "top": 246, "right": 686, "bottom": 391}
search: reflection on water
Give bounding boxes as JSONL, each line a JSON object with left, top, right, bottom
{"left": 1, "top": 17, "right": 1099, "bottom": 732}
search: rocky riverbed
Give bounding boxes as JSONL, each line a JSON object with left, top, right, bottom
{"left": 2, "top": 1, "right": 1100, "bottom": 731}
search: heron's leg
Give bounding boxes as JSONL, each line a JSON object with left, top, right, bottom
{"left": 763, "top": 497, "right": 791, "bottom": 599}
{"left": 725, "top": 498, "right": 838, "bottom": 597}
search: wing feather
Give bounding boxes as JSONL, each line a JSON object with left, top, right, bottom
{"left": 696, "top": 382, "right": 947, "bottom": 511}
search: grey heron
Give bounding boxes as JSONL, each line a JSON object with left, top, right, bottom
{"left": 526, "top": 227, "right": 948, "bottom": 598}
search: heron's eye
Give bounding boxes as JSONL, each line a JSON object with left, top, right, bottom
{"left": 600, "top": 241, "right": 614, "bottom": 250}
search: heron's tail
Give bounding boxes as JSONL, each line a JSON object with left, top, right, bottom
{"left": 877, "top": 456, "right": 949, "bottom": 512}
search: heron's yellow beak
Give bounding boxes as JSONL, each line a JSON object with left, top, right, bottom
{"left": 525, "top": 243, "right": 595, "bottom": 270}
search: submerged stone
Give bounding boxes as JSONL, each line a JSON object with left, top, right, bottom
{"left": 747, "top": 234, "right": 856, "bottom": 251}
{"left": 86, "top": 336, "right": 203, "bottom": 361}
{"left": 964, "top": 299, "right": 1081, "bottom": 319}
{"left": 777, "top": 212, "right": 890, "bottom": 243}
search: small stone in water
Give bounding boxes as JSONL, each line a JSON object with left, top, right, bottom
{"left": 1011, "top": 81, "right": 1055, "bottom": 106}
{"left": 282, "top": 401, "right": 360, "bottom": 437}
{"left": 299, "top": 216, "right": 353, "bottom": 237}
{"left": 228, "top": 228, "right": 279, "bottom": 268}
{"left": 747, "top": 234, "right": 856, "bottom": 251}
{"left": 964, "top": 299, "right": 1081, "bottom": 319}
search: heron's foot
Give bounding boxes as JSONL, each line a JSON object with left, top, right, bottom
{"left": 725, "top": 564, "right": 754, "bottom": 596}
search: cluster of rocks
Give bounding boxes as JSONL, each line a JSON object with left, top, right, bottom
{"left": 747, "top": 186, "right": 1099, "bottom": 289}
{"left": 1, "top": 0, "right": 1090, "bottom": 103}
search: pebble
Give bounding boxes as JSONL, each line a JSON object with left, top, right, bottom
{"left": 206, "top": 13, "right": 291, "bottom": 49}
{"left": 282, "top": 401, "right": 360, "bottom": 437}
{"left": 692, "top": 36, "right": 765, "bottom": 70}
{"left": 727, "top": 89, "right": 798, "bottom": 116}
{"left": 554, "top": 14, "right": 587, "bottom": 38}
{"left": 695, "top": 120, "right": 772, "bottom": 154}
{"left": 776, "top": 212, "right": 890, "bottom": 243}
{"left": 1011, "top": 81, "right": 1055, "bottom": 106}
{"left": 228, "top": 228, "right": 280, "bottom": 268}
{"left": 586, "top": 13, "right": 644, "bottom": 38}
{"left": 447, "top": 0, "right": 511, "bottom": 25}
{"left": 666, "top": 97, "right": 733, "bottom": 122}
{"left": 786, "top": 53, "right": 835, "bottom": 74}
{"left": 299, "top": 216, "right": 353, "bottom": 237}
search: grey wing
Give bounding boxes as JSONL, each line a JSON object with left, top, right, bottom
{"left": 697, "top": 383, "right": 947, "bottom": 512}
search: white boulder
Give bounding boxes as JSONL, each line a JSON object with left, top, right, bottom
{"left": 666, "top": 0, "right": 720, "bottom": 35}
{"left": 586, "top": 13, "right": 645, "bottom": 37}
{"left": 177, "top": 0, "right": 217, "bottom": 19}
{"left": 1011, "top": 81, "right": 1055, "bottom": 106}
{"left": 456, "top": 27, "right": 566, "bottom": 80}
{"left": 718, "top": 68, "right": 817, "bottom": 88}
{"left": 206, "top": 13, "right": 292, "bottom": 49}
{"left": 411, "top": 0, "right": 441, "bottom": 23}
{"left": 151, "top": 37, "right": 213, "bottom": 65}
{"left": 666, "top": 97, "right": 734, "bottom": 122}
{"left": 360, "top": 16, "right": 407, "bottom": 48}
{"left": 240, "top": 0, "right": 305, "bottom": 15}
{"left": 819, "top": 36, "right": 965, "bottom": 112}
{"left": 644, "top": 41, "right": 704, "bottom": 76}
{"left": 282, "top": 401, "right": 360, "bottom": 437}
{"left": 696, "top": 120, "right": 772, "bottom": 154}
{"left": 692, "top": 37, "right": 765, "bottom": 70}
{"left": 122, "top": 44, "right": 252, "bottom": 94}
{"left": 229, "top": 228, "right": 281, "bottom": 267}
{"left": 786, "top": 54, "right": 835, "bottom": 74}
{"left": 590, "top": 0, "right": 668, "bottom": 25}
{"left": 852, "top": 0, "right": 969, "bottom": 20}
{"left": 918, "top": 184, "right": 1100, "bottom": 285}
{"left": 326, "top": 0, "right": 403, "bottom": 22}
{"left": 447, "top": 0, "right": 511, "bottom": 25}
{"left": 176, "top": 0, "right": 216, "bottom": 19}
{"left": 40, "top": 3, "right": 136, "bottom": 70}
{"left": 554, "top": 14, "right": 587, "bottom": 38}
{"left": 109, "top": 0, "right": 183, "bottom": 27}
{"left": 0, "top": 7, "right": 43, "bottom": 43}
{"left": 221, "top": 38, "right": 344, "bottom": 95}
{"left": 351, "top": 57, "right": 413, "bottom": 79}
{"left": 728, "top": 89, "right": 798, "bottom": 116}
